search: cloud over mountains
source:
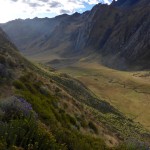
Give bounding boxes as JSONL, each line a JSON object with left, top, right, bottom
{"left": 0, "top": 0, "right": 112, "bottom": 22}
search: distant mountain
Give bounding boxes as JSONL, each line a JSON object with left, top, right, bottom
{"left": 1, "top": 0, "right": 150, "bottom": 70}
{"left": 0, "top": 14, "right": 69, "bottom": 54}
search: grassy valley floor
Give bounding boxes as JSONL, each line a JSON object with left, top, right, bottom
{"left": 58, "top": 62, "right": 150, "bottom": 131}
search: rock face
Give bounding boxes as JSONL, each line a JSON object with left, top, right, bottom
{"left": 111, "top": 0, "right": 143, "bottom": 7}
{"left": 1, "top": 0, "right": 150, "bottom": 70}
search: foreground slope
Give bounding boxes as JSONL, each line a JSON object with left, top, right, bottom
{"left": 1, "top": 0, "right": 150, "bottom": 70}
{"left": 0, "top": 28, "right": 150, "bottom": 149}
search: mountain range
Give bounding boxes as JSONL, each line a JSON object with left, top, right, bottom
{"left": 1, "top": 0, "right": 150, "bottom": 70}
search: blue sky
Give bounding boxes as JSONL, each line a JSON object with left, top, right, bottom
{"left": 0, "top": 0, "right": 113, "bottom": 23}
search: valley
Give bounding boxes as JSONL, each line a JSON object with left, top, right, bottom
{"left": 0, "top": 0, "right": 150, "bottom": 149}
{"left": 58, "top": 62, "right": 150, "bottom": 130}
{"left": 1, "top": 0, "right": 150, "bottom": 70}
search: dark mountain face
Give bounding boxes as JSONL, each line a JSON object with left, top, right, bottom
{"left": 1, "top": 0, "right": 150, "bottom": 70}
{"left": 97, "top": 0, "right": 150, "bottom": 69}
{"left": 112, "top": 0, "right": 140, "bottom": 7}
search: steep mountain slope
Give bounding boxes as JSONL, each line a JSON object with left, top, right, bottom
{"left": 0, "top": 28, "right": 29, "bottom": 83}
{"left": 1, "top": 14, "right": 69, "bottom": 55}
{"left": 1, "top": 0, "right": 150, "bottom": 70}
{"left": 1, "top": 27, "right": 150, "bottom": 149}
{"left": 100, "top": 0, "right": 150, "bottom": 69}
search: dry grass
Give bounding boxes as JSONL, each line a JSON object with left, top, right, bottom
{"left": 59, "top": 62, "right": 150, "bottom": 130}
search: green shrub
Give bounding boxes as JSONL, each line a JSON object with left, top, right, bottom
{"left": 0, "top": 96, "right": 37, "bottom": 121}
{"left": 80, "top": 119, "right": 88, "bottom": 128}
{"left": 17, "top": 87, "right": 108, "bottom": 149}
{"left": 0, "top": 96, "right": 66, "bottom": 150}
{"left": 11, "top": 73, "right": 109, "bottom": 149}
{"left": 88, "top": 121, "right": 98, "bottom": 134}
{"left": 7, "top": 56, "right": 16, "bottom": 67}
{"left": 0, "top": 140, "right": 7, "bottom": 150}
{"left": 67, "top": 115, "right": 77, "bottom": 126}
{"left": 0, "top": 54, "right": 6, "bottom": 64}
{"left": 13, "top": 80, "right": 26, "bottom": 90}
{"left": 0, "top": 118, "right": 65, "bottom": 150}
{"left": 115, "top": 142, "right": 149, "bottom": 150}
{"left": 55, "top": 87, "right": 61, "bottom": 94}
{"left": 24, "top": 82, "right": 37, "bottom": 94}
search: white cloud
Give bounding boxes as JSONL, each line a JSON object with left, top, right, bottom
{"left": 0, "top": 0, "right": 112, "bottom": 23}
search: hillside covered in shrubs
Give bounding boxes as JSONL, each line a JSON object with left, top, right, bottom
{"left": 0, "top": 27, "right": 150, "bottom": 149}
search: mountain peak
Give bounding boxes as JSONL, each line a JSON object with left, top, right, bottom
{"left": 111, "top": 0, "right": 140, "bottom": 7}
